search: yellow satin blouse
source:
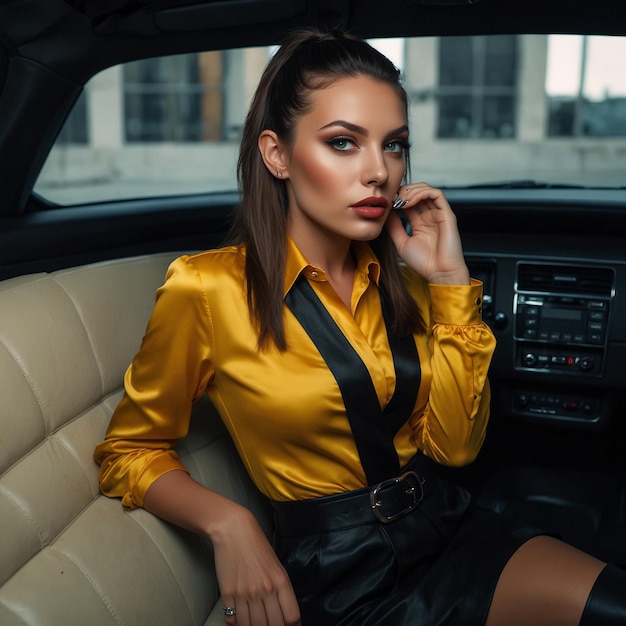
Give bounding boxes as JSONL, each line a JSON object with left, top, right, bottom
{"left": 94, "top": 238, "right": 495, "bottom": 508}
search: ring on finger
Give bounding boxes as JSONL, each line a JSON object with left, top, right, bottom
{"left": 223, "top": 607, "right": 236, "bottom": 617}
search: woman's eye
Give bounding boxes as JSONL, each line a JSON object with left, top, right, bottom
{"left": 328, "top": 137, "right": 355, "bottom": 151}
{"left": 385, "top": 140, "right": 406, "bottom": 153}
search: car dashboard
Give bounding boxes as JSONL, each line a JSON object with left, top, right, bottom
{"left": 456, "top": 194, "right": 626, "bottom": 431}
{"left": 433, "top": 191, "right": 626, "bottom": 564}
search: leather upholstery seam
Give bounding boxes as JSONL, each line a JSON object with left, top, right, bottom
{"left": 0, "top": 337, "right": 48, "bottom": 437}
{"left": 51, "top": 277, "right": 106, "bottom": 397}
{"left": 0, "top": 486, "right": 47, "bottom": 549}
{"left": 48, "top": 546, "right": 124, "bottom": 625}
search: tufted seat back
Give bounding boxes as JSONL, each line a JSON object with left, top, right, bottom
{"left": 0, "top": 253, "right": 272, "bottom": 625}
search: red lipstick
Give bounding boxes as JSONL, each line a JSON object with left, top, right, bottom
{"left": 351, "top": 196, "right": 389, "bottom": 219}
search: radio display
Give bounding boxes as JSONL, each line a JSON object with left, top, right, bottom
{"left": 541, "top": 308, "right": 582, "bottom": 321}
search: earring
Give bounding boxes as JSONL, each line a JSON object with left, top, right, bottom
{"left": 276, "top": 170, "right": 282, "bottom": 179}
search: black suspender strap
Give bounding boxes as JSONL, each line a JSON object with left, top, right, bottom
{"left": 285, "top": 276, "right": 421, "bottom": 485}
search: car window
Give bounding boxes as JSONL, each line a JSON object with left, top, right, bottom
{"left": 35, "top": 35, "right": 626, "bottom": 206}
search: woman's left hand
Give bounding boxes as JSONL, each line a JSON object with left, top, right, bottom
{"left": 386, "top": 182, "right": 470, "bottom": 285}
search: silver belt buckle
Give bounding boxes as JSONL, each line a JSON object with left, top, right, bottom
{"left": 369, "top": 471, "right": 425, "bottom": 524}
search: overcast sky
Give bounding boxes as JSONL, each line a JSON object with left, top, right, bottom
{"left": 546, "top": 35, "right": 626, "bottom": 99}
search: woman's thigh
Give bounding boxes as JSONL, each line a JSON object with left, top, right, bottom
{"left": 486, "top": 535, "right": 606, "bottom": 626}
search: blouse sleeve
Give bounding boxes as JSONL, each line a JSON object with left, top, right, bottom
{"left": 94, "top": 256, "right": 214, "bottom": 509}
{"left": 407, "top": 271, "right": 497, "bottom": 467}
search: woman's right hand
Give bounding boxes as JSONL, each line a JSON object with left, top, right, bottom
{"left": 142, "top": 470, "right": 301, "bottom": 626}
{"left": 212, "top": 504, "right": 301, "bottom": 626}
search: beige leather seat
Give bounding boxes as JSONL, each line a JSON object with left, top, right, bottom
{"left": 0, "top": 253, "right": 272, "bottom": 625}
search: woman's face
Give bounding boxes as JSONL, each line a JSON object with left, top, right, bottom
{"left": 282, "top": 75, "right": 408, "bottom": 249}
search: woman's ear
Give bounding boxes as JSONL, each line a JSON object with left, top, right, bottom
{"left": 258, "top": 130, "right": 289, "bottom": 180}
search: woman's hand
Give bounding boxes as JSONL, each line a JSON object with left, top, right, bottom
{"left": 143, "top": 471, "right": 300, "bottom": 626}
{"left": 386, "top": 182, "right": 470, "bottom": 285}
{"left": 212, "top": 505, "right": 301, "bottom": 626}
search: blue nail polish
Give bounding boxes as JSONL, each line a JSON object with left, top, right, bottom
{"left": 392, "top": 198, "right": 404, "bottom": 209}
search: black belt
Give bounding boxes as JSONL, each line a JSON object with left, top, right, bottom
{"left": 272, "top": 469, "right": 426, "bottom": 536}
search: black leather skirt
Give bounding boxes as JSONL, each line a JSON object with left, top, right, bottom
{"left": 271, "top": 455, "right": 543, "bottom": 626}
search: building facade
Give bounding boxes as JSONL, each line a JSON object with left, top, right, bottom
{"left": 37, "top": 35, "right": 626, "bottom": 204}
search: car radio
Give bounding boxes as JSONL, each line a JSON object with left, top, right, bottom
{"left": 513, "top": 263, "right": 614, "bottom": 378}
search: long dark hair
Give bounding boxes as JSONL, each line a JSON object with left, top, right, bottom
{"left": 228, "top": 28, "right": 424, "bottom": 349}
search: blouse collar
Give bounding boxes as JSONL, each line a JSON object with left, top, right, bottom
{"left": 283, "top": 236, "right": 381, "bottom": 298}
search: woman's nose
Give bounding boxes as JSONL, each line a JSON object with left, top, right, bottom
{"left": 363, "top": 149, "right": 389, "bottom": 186}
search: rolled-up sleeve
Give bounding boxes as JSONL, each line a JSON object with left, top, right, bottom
{"left": 413, "top": 278, "right": 496, "bottom": 467}
{"left": 94, "top": 256, "right": 214, "bottom": 509}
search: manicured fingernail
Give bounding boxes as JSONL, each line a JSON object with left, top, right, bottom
{"left": 392, "top": 198, "right": 404, "bottom": 209}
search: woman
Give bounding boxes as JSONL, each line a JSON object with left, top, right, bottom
{"left": 95, "top": 28, "right": 626, "bottom": 625}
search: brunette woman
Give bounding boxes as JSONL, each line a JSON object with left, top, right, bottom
{"left": 95, "top": 28, "right": 626, "bottom": 625}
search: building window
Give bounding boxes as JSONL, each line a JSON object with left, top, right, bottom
{"left": 123, "top": 52, "right": 223, "bottom": 142}
{"left": 546, "top": 35, "right": 626, "bottom": 137}
{"left": 437, "top": 35, "right": 518, "bottom": 139}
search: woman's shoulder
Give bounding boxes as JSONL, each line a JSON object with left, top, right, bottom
{"left": 157, "top": 246, "right": 246, "bottom": 310}
{"left": 160, "top": 244, "right": 247, "bottom": 299}
{"left": 169, "top": 244, "right": 246, "bottom": 279}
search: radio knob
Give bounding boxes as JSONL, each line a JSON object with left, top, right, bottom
{"left": 579, "top": 357, "right": 594, "bottom": 371}
{"left": 493, "top": 312, "right": 508, "bottom": 330}
{"left": 523, "top": 353, "right": 537, "bottom": 367}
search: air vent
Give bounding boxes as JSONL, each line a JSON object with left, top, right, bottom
{"left": 517, "top": 263, "right": 613, "bottom": 297}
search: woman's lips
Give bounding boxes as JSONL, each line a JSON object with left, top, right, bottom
{"left": 351, "top": 196, "right": 388, "bottom": 219}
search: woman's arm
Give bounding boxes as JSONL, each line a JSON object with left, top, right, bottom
{"left": 95, "top": 256, "right": 214, "bottom": 507}
{"left": 420, "top": 280, "right": 495, "bottom": 465}
{"left": 95, "top": 256, "right": 300, "bottom": 625}
{"left": 388, "top": 184, "right": 496, "bottom": 466}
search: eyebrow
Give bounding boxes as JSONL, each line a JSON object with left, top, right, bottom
{"left": 319, "top": 120, "right": 409, "bottom": 138}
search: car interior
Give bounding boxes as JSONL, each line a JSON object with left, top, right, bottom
{"left": 1, "top": 0, "right": 626, "bottom": 623}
